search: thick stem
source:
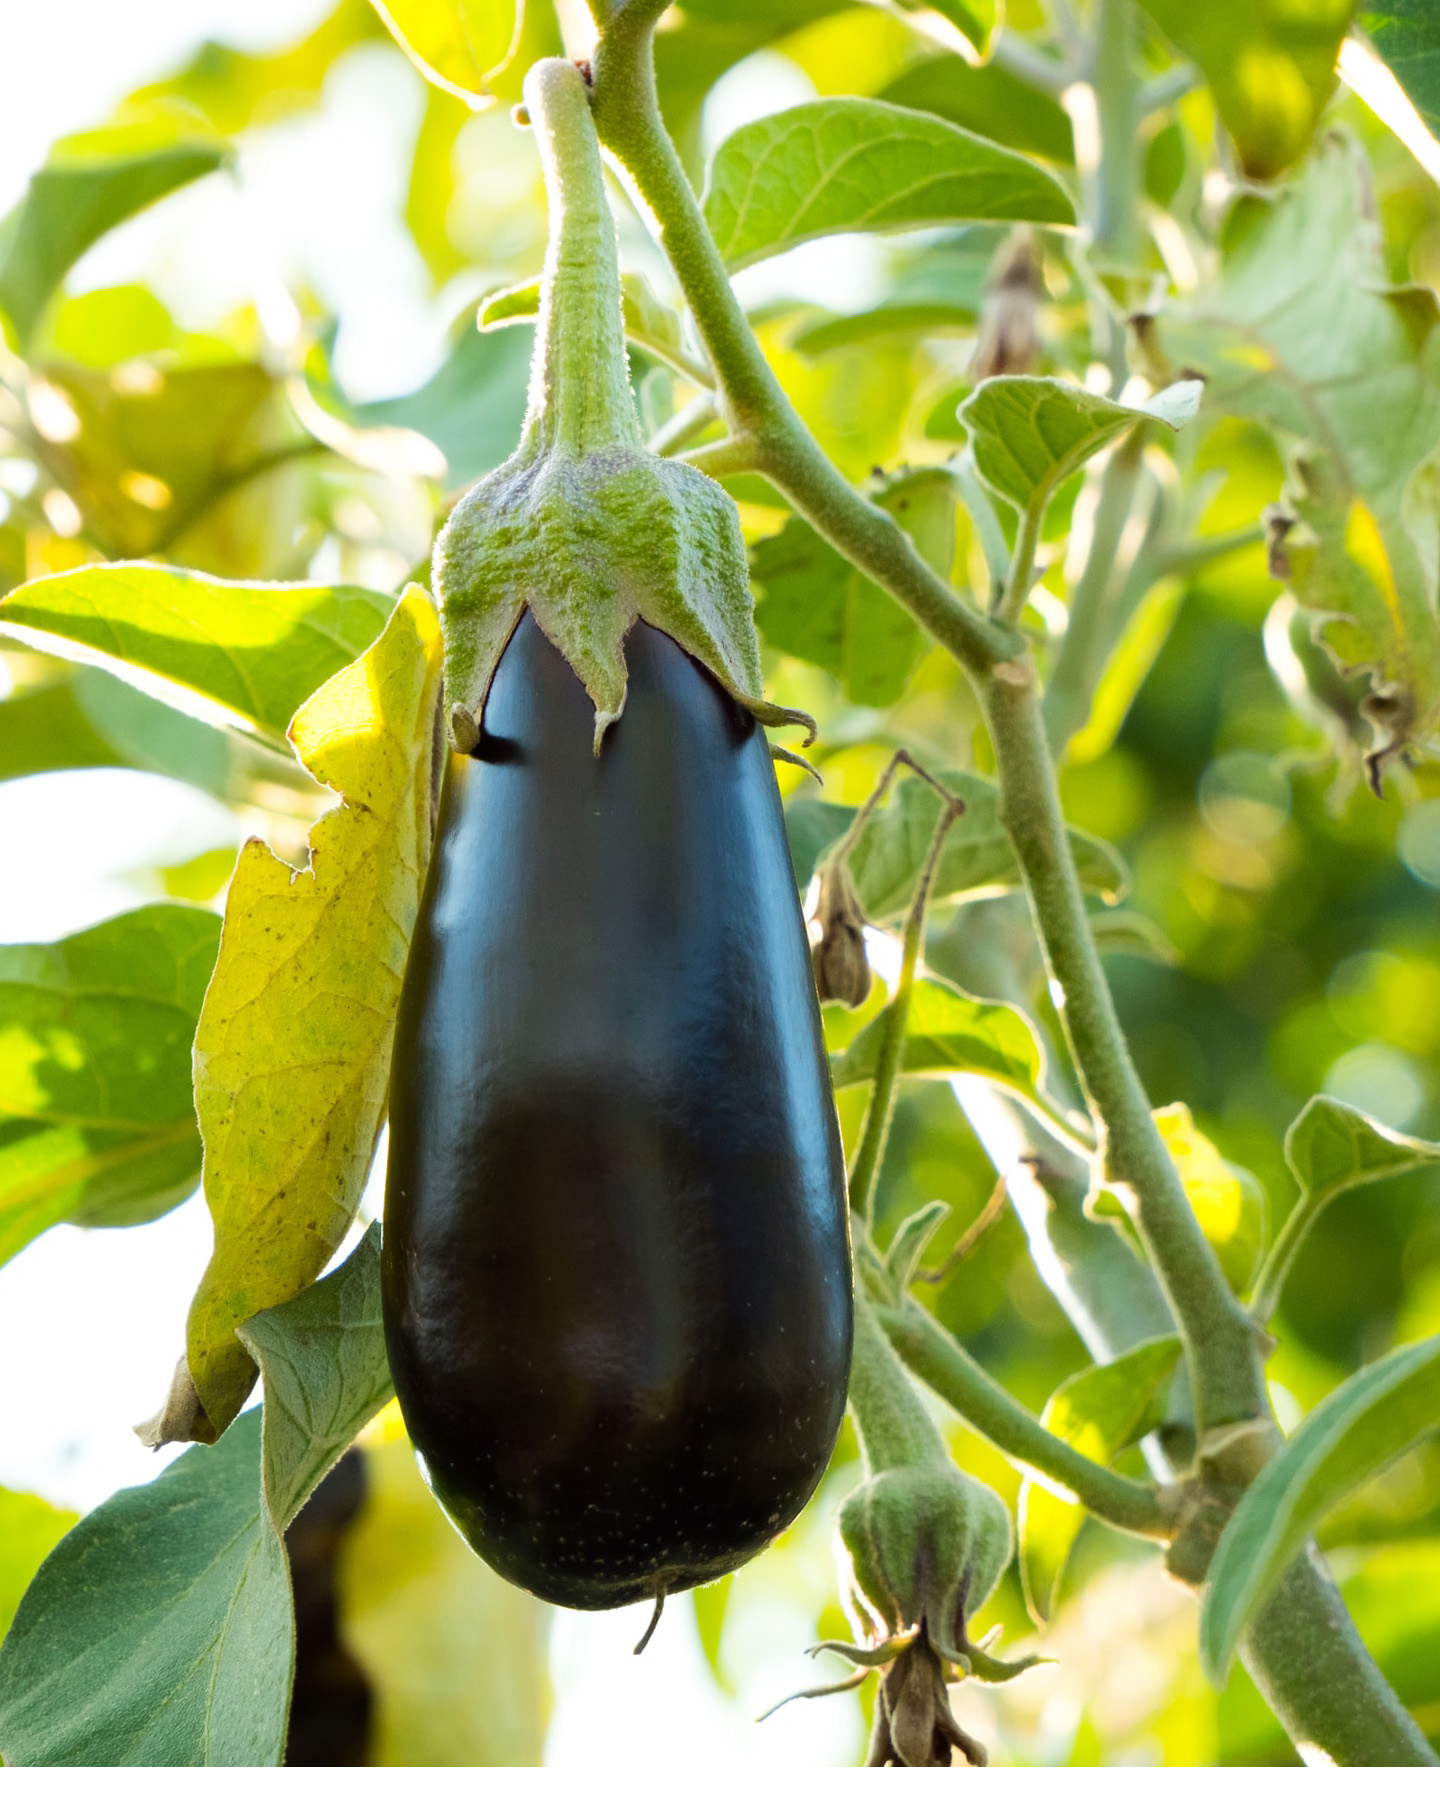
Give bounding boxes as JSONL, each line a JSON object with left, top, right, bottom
{"left": 876, "top": 1304, "right": 1169, "bottom": 1537}
{"left": 849, "top": 1295, "right": 949, "bottom": 1475}
{"left": 982, "top": 663, "right": 1266, "bottom": 1433}
{"left": 520, "top": 58, "right": 640, "bottom": 461}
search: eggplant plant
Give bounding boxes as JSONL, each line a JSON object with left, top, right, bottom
{"left": 1, "top": 0, "right": 1440, "bottom": 1769}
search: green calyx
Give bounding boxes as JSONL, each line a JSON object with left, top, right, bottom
{"left": 840, "top": 1297, "right": 1035, "bottom": 1679}
{"left": 435, "top": 58, "right": 811, "bottom": 755}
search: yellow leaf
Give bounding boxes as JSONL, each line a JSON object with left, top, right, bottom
{"left": 1153, "top": 1101, "right": 1268, "bottom": 1296}
{"left": 367, "top": 0, "right": 528, "bottom": 103}
{"left": 184, "top": 584, "right": 442, "bottom": 1437}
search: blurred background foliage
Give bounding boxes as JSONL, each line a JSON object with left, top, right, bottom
{"left": 2, "top": 0, "right": 1440, "bottom": 1768}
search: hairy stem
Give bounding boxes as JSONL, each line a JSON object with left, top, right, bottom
{"left": 876, "top": 1303, "right": 1169, "bottom": 1536}
{"left": 982, "top": 663, "right": 1266, "bottom": 1432}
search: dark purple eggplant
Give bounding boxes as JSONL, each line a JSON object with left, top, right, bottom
{"left": 382, "top": 611, "right": 851, "bottom": 1610}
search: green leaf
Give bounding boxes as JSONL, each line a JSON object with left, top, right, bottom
{"left": 1201, "top": 1331, "right": 1440, "bottom": 1683}
{"left": 0, "top": 1411, "right": 287, "bottom": 1766}
{"left": 0, "top": 112, "right": 228, "bottom": 348}
{"left": 130, "top": 0, "right": 387, "bottom": 137}
{"left": 788, "top": 301, "right": 977, "bottom": 358}
{"left": 702, "top": 97, "right": 1075, "bottom": 272}
{"left": 1134, "top": 0, "right": 1353, "bottom": 182}
{"left": 1019, "top": 1337, "right": 1182, "bottom": 1623}
{"left": 752, "top": 468, "right": 955, "bottom": 705}
{"left": 1362, "top": 5, "right": 1440, "bottom": 136}
{"left": 332, "top": 320, "right": 533, "bottom": 491}
{"left": 830, "top": 974, "right": 1044, "bottom": 1103}
{"left": 368, "top": 0, "right": 516, "bottom": 98}
{"left": 0, "top": 663, "right": 311, "bottom": 801}
{"left": 336, "top": 1432, "right": 552, "bottom": 1763}
{"left": 787, "top": 769, "right": 1129, "bottom": 919}
{"left": 1163, "top": 137, "right": 1440, "bottom": 785}
{"left": 1252, "top": 1096, "right": 1440, "bottom": 1323}
{"left": 0, "top": 1490, "right": 78, "bottom": 1645}
{"left": 0, "top": 564, "right": 392, "bottom": 745}
{"left": 0, "top": 1228, "right": 393, "bottom": 1767}
{"left": 182, "top": 586, "right": 442, "bottom": 1440}
{"left": 959, "top": 376, "right": 1201, "bottom": 520}
{"left": 878, "top": 54, "right": 1075, "bottom": 164}
{"left": 0, "top": 905, "right": 220, "bottom": 1273}
{"left": 368, "top": 0, "right": 555, "bottom": 103}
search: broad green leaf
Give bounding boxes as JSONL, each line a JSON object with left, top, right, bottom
{"left": 1153, "top": 1103, "right": 1268, "bottom": 1296}
{"left": 1362, "top": 5, "right": 1440, "bottom": 136}
{"left": 337, "top": 1431, "right": 551, "bottom": 1764}
{"left": 959, "top": 377, "right": 1201, "bottom": 520}
{"left": 0, "top": 1228, "right": 392, "bottom": 1767}
{"left": 0, "top": 1411, "right": 286, "bottom": 1767}
{"left": 1135, "top": 0, "right": 1352, "bottom": 181}
{"left": 1201, "top": 1331, "right": 1440, "bottom": 1682}
{"left": 0, "top": 1490, "right": 78, "bottom": 1644}
{"left": 480, "top": 270, "right": 699, "bottom": 378}
{"left": 787, "top": 770, "right": 1129, "bottom": 918}
{"left": 702, "top": 98, "right": 1075, "bottom": 272}
{"left": 1252, "top": 1096, "right": 1440, "bottom": 1323}
{"left": 1163, "top": 137, "right": 1440, "bottom": 786}
{"left": 830, "top": 974, "right": 1044, "bottom": 1103}
{"left": 0, "top": 111, "right": 228, "bottom": 348}
{"left": 879, "top": 54, "right": 1075, "bottom": 164}
{"left": 0, "top": 905, "right": 220, "bottom": 1272}
{"left": 0, "top": 674, "right": 124, "bottom": 783}
{"left": 888, "top": 0, "right": 996, "bottom": 56}
{"left": 1019, "top": 1337, "right": 1183, "bottom": 1623}
{"left": 1089, "top": 908, "right": 1180, "bottom": 965}
{"left": 368, "top": 0, "right": 555, "bottom": 103}
{"left": 183, "top": 586, "right": 442, "bottom": 1440}
{"left": 752, "top": 468, "right": 954, "bottom": 705}
{"left": 0, "top": 564, "right": 391, "bottom": 746}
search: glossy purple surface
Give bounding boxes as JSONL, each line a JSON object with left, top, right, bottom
{"left": 383, "top": 614, "right": 851, "bottom": 1609}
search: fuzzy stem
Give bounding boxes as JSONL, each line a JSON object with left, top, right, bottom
{"left": 876, "top": 1304, "right": 1169, "bottom": 1537}
{"left": 848, "top": 1294, "right": 950, "bottom": 1475}
{"left": 520, "top": 59, "right": 640, "bottom": 461}
{"left": 982, "top": 664, "right": 1266, "bottom": 1432}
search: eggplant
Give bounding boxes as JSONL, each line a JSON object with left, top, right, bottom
{"left": 382, "top": 611, "right": 852, "bottom": 1610}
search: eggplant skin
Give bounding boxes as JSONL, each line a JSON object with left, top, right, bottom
{"left": 383, "top": 613, "right": 852, "bottom": 1611}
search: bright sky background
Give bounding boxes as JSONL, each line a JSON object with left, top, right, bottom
{"left": 0, "top": 0, "right": 868, "bottom": 1767}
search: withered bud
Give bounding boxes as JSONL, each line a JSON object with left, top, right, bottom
{"left": 810, "top": 858, "right": 871, "bottom": 1007}
{"left": 969, "top": 230, "right": 1043, "bottom": 382}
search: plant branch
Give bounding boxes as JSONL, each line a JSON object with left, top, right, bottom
{"left": 849, "top": 787, "right": 964, "bottom": 1223}
{"left": 648, "top": 390, "right": 718, "bottom": 457}
{"left": 585, "top": 10, "right": 1020, "bottom": 679}
{"left": 1089, "top": 0, "right": 1140, "bottom": 268}
{"left": 989, "top": 29, "right": 1078, "bottom": 98}
{"left": 993, "top": 502, "right": 1044, "bottom": 627}
{"left": 982, "top": 663, "right": 1266, "bottom": 1432}
{"left": 875, "top": 1301, "right": 1171, "bottom": 1537}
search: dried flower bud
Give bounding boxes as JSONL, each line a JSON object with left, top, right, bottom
{"left": 810, "top": 859, "right": 871, "bottom": 1007}
{"left": 969, "top": 230, "right": 1043, "bottom": 382}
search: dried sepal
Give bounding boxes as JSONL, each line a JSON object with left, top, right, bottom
{"left": 809, "top": 857, "right": 871, "bottom": 1007}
